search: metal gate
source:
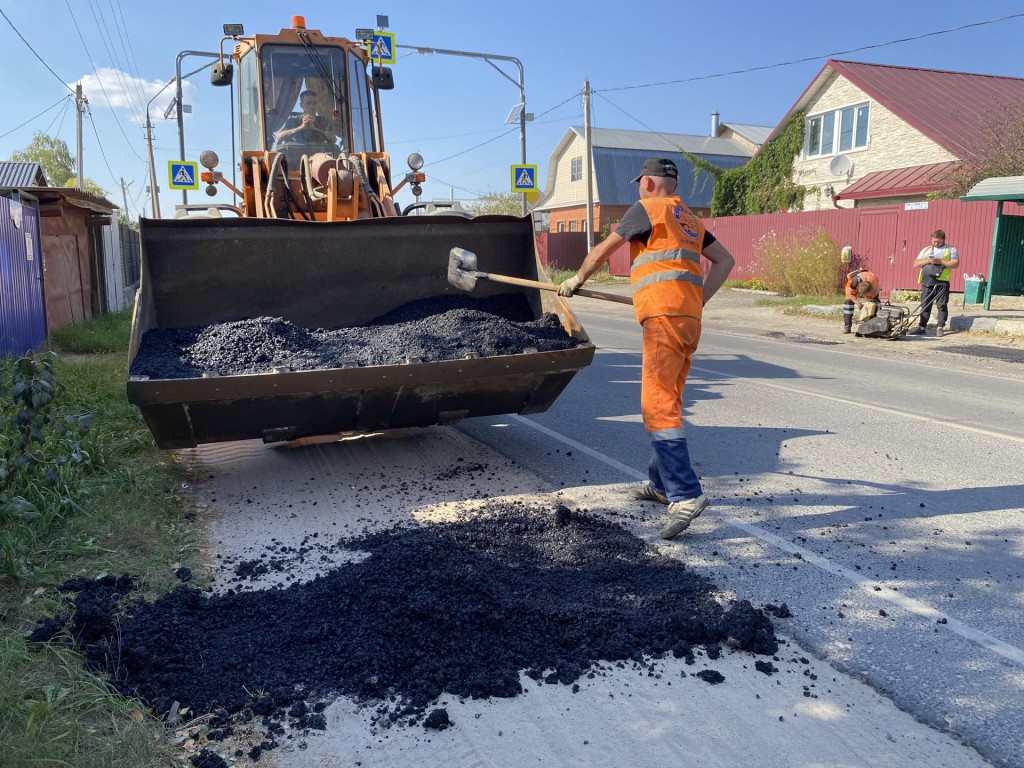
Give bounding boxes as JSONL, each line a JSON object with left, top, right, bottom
{"left": 856, "top": 208, "right": 898, "bottom": 292}
{"left": 1, "top": 196, "right": 47, "bottom": 355}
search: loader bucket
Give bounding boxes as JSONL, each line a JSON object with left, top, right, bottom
{"left": 127, "top": 215, "right": 596, "bottom": 449}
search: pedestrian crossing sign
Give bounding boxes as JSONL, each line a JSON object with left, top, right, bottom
{"left": 511, "top": 164, "right": 537, "bottom": 193}
{"left": 366, "top": 31, "right": 396, "bottom": 64}
{"left": 168, "top": 161, "right": 199, "bottom": 190}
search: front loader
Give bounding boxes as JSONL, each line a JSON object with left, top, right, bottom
{"left": 127, "top": 17, "right": 595, "bottom": 449}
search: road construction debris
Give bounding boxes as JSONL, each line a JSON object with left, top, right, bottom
{"left": 30, "top": 501, "right": 778, "bottom": 749}
{"left": 130, "top": 294, "right": 583, "bottom": 379}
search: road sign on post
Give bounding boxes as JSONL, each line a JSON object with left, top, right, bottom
{"left": 367, "top": 32, "right": 396, "bottom": 64}
{"left": 168, "top": 161, "right": 199, "bottom": 190}
{"left": 511, "top": 164, "right": 537, "bottom": 194}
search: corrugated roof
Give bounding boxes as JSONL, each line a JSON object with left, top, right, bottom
{"left": 836, "top": 161, "right": 958, "bottom": 200}
{"left": 961, "top": 175, "right": 1024, "bottom": 202}
{"left": 577, "top": 126, "right": 753, "bottom": 157}
{"left": 764, "top": 60, "right": 1024, "bottom": 159}
{"left": 594, "top": 148, "right": 748, "bottom": 208}
{"left": 721, "top": 123, "right": 772, "bottom": 146}
{"left": 5, "top": 186, "right": 118, "bottom": 213}
{"left": 0, "top": 161, "right": 47, "bottom": 187}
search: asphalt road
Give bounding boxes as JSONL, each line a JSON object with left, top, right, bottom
{"left": 457, "top": 295, "right": 1024, "bottom": 767}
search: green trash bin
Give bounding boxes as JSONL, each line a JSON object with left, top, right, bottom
{"left": 964, "top": 279, "right": 987, "bottom": 305}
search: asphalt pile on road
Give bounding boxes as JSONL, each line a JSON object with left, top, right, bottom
{"left": 31, "top": 501, "right": 778, "bottom": 731}
{"left": 130, "top": 294, "right": 582, "bottom": 379}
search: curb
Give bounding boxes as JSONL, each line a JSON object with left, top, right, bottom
{"left": 949, "top": 316, "right": 1024, "bottom": 337}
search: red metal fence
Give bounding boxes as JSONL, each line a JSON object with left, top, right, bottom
{"left": 703, "top": 199, "right": 1024, "bottom": 292}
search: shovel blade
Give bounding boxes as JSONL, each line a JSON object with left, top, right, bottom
{"left": 447, "top": 247, "right": 479, "bottom": 292}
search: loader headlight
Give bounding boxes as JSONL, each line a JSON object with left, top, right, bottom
{"left": 407, "top": 153, "right": 424, "bottom": 171}
{"left": 200, "top": 150, "right": 220, "bottom": 170}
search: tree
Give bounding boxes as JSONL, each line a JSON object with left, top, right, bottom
{"left": 10, "top": 132, "right": 107, "bottom": 198}
{"left": 465, "top": 191, "right": 524, "bottom": 217}
{"left": 943, "top": 102, "right": 1024, "bottom": 199}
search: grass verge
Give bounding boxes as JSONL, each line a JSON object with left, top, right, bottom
{"left": 1, "top": 309, "right": 199, "bottom": 767}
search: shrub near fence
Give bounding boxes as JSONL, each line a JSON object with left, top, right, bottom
{"left": 753, "top": 227, "right": 844, "bottom": 297}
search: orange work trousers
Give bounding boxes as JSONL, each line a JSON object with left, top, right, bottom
{"left": 640, "top": 314, "right": 702, "bottom": 434}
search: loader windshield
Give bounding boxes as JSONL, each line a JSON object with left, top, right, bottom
{"left": 255, "top": 43, "right": 364, "bottom": 169}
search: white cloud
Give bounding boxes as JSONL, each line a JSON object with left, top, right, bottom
{"left": 76, "top": 67, "right": 199, "bottom": 124}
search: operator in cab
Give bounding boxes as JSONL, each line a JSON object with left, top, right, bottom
{"left": 273, "top": 90, "right": 336, "bottom": 147}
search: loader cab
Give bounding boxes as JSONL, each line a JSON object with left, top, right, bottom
{"left": 236, "top": 40, "right": 376, "bottom": 172}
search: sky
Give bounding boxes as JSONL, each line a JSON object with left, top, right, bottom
{"left": 1, "top": 1, "right": 1023, "bottom": 219}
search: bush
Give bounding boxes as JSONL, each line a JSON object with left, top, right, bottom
{"left": 752, "top": 227, "right": 843, "bottom": 297}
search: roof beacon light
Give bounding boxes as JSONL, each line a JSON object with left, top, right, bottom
{"left": 291, "top": 15, "right": 306, "bottom": 30}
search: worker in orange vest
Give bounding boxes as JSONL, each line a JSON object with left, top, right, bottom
{"left": 843, "top": 268, "right": 880, "bottom": 334}
{"left": 557, "top": 158, "right": 735, "bottom": 539}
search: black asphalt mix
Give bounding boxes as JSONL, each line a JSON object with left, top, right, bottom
{"left": 130, "top": 294, "right": 584, "bottom": 379}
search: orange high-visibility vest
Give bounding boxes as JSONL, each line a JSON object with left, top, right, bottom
{"left": 845, "top": 269, "right": 879, "bottom": 301}
{"left": 629, "top": 196, "right": 705, "bottom": 324}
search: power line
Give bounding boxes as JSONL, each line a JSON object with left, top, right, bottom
{"left": 86, "top": 0, "right": 144, "bottom": 125}
{"left": 86, "top": 108, "right": 118, "bottom": 194}
{"left": 109, "top": 0, "right": 149, "bottom": 118}
{"left": 64, "top": 0, "right": 146, "bottom": 163}
{"left": 44, "top": 97, "right": 73, "bottom": 136}
{"left": 598, "top": 12, "right": 1024, "bottom": 94}
{"left": 0, "top": 95, "right": 69, "bottom": 139}
{"left": 0, "top": 7, "right": 76, "bottom": 94}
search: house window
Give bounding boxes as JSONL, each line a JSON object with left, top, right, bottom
{"left": 570, "top": 156, "right": 583, "bottom": 182}
{"left": 569, "top": 221, "right": 577, "bottom": 232}
{"left": 557, "top": 221, "right": 565, "bottom": 233}
{"left": 580, "top": 220, "right": 586, "bottom": 233}
{"left": 806, "top": 103, "right": 869, "bottom": 157}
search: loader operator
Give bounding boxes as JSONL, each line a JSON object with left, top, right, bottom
{"left": 273, "top": 90, "right": 336, "bottom": 147}
{"left": 558, "top": 157, "right": 735, "bottom": 540}
{"left": 842, "top": 268, "right": 880, "bottom": 334}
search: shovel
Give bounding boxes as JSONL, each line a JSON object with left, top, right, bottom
{"left": 447, "top": 248, "right": 633, "bottom": 305}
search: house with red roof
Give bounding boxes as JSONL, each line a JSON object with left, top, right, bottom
{"left": 774, "top": 60, "right": 1024, "bottom": 210}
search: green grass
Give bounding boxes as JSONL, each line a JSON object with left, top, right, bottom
{"left": 753, "top": 294, "right": 845, "bottom": 308}
{"left": 545, "top": 265, "right": 624, "bottom": 285}
{"left": 48, "top": 308, "right": 132, "bottom": 355}
{"left": 1, "top": 310, "right": 201, "bottom": 767}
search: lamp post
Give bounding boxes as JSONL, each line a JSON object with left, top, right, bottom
{"left": 175, "top": 51, "right": 221, "bottom": 206}
{"left": 397, "top": 43, "right": 529, "bottom": 215}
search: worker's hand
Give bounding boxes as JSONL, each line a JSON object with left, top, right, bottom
{"left": 558, "top": 274, "right": 583, "bottom": 297}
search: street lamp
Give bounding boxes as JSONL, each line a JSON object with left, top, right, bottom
{"left": 396, "top": 43, "right": 529, "bottom": 215}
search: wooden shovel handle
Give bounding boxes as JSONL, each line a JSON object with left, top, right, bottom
{"left": 478, "top": 272, "right": 633, "bottom": 305}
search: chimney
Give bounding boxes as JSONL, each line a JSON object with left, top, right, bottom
{"left": 710, "top": 112, "right": 720, "bottom": 137}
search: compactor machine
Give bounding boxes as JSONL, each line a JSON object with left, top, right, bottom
{"left": 127, "top": 17, "right": 595, "bottom": 449}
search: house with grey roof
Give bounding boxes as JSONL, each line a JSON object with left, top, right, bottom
{"left": 532, "top": 118, "right": 769, "bottom": 236}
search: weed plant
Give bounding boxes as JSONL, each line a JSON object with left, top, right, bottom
{"left": 1, "top": 309, "right": 196, "bottom": 767}
{"left": 753, "top": 227, "right": 844, "bottom": 297}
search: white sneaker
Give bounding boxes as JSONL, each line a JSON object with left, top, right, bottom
{"left": 660, "top": 494, "right": 709, "bottom": 539}
{"left": 631, "top": 482, "right": 669, "bottom": 505}
{"left": 935, "top": 326, "right": 944, "bottom": 337}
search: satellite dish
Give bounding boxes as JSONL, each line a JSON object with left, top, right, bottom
{"left": 829, "top": 155, "right": 851, "bottom": 176}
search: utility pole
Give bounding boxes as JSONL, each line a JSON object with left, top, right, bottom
{"left": 146, "top": 115, "right": 161, "bottom": 218}
{"left": 119, "top": 178, "right": 133, "bottom": 222}
{"left": 583, "top": 80, "right": 595, "bottom": 247}
{"left": 75, "top": 83, "right": 87, "bottom": 189}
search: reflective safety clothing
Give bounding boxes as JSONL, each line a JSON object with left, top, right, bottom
{"left": 629, "top": 196, "right": 706, "bottom": 325}
{"left": 845, "top": 269, "right": 879, "bottom": 301}
{"left": 640, "top": 314, "right": 704, "bottom": 502}
{"left": 917, "top": 247, "right": 952, "bottom": 283}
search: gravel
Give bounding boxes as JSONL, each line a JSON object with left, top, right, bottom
{"left": 31, "top": 501, "right": 778, "bottom": 730}
{"left": 130, "top": 294, "right": 583, "bottom": 379}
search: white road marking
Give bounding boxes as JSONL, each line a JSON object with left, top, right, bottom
{"left": 510, "top": 414, "right": 1024, "bottom": 668}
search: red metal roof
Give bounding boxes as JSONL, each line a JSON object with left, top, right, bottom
{"left": 763, "top": 60, "right": 1024, "bottom": 159}
{"left": 836, "top": 161, "right": 958, "bottom": 200}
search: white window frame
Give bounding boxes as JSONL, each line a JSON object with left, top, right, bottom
{"left": 570, "top": 156, "right": 583, "bottom": 182}
{"left": 805, "top": 102, "right": 870, "bottom": 158}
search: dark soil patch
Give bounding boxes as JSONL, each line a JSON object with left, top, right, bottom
{"left": 32, "top": 501, "right": 777, "bottom": 730}
{"left": 130, "top": 294, "right": 584, "bottom": 379}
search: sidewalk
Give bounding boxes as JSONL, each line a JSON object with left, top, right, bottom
{"left": 945, "top": 294, "right": 1024, "bottom": 336}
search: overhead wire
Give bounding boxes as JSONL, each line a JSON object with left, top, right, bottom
{"left": 64, "top": 0, "right": 146, "bottom": 163}
{"left": 0, "top": 95, "right": 70, "bottom": 140}
{"left": 0, "top": 7, "right": 76, "bottom": 94}
{"left": 109, "top": 0, "right": 149, "bottom": 117}
{"left": 43, "top": 97, "right": 74, "bottom": 136}
{"left": 84, "top": 0, "right": 145, "bottom": 126}
{"left": 86, "top": 107, "right": 118, "bottom": 196}
{"left": 597, "top": 12, "right": 1024, "bottom": 94}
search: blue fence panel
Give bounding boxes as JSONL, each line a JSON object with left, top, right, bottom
{"left": 1, "top": 196, "right": 47, "bottom": 356}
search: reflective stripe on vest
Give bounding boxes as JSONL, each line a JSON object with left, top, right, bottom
{"left": 629, "top": 196, "right": 705, "bottom": 324}
{"left": 917, "top": 247, "right": 952, "bottom": 283}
